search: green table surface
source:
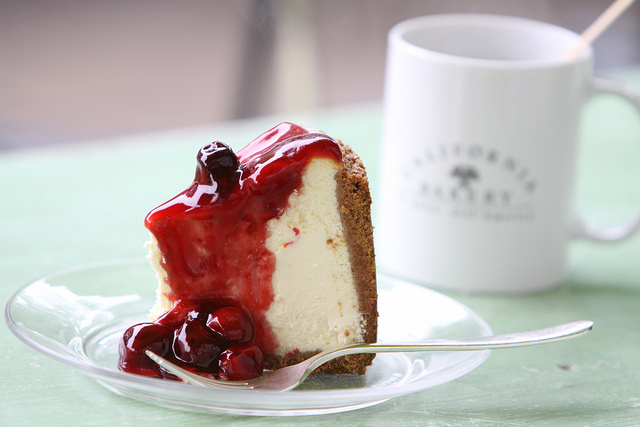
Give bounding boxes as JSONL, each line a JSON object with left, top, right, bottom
{"left": 2, "top": 68, "right": 640, "bottom": 426}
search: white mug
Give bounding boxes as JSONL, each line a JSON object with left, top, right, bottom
{"left": 377, "top": 14, "right": 640, "bottom": 293}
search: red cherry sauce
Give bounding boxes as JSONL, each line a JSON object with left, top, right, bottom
{"left": 119, "top": 299, "right": 263, "bottom": 380}
{"left": 120, "top": 123, "right": 342, "bottom": 380}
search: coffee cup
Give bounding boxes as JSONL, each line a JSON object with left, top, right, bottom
{"left": 377, "top": 14, "right": 640, "bottom": 293}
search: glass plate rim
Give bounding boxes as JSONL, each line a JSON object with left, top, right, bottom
{"left": 5, "top": 258, "right": 493, "bottom": 410}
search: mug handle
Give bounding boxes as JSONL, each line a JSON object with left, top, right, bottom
{"left": 572, "top": 76, "right": 640, "bottom": 242}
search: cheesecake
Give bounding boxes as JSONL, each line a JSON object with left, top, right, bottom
{"left": 118, "top": 123, "right": 377, "bottom": 380}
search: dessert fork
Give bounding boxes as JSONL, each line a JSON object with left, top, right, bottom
{"left": 146, "top": 319, "right": 593, "bottom": 392}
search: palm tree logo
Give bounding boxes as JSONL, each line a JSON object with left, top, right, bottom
{"left": 451, "top": 165, "right": 479, "bottom": 187}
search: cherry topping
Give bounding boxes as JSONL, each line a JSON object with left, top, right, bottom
{"left": 172, "top": 319, "right": 221, "bottom": 369}
{"left": 195, "top": 142, "right": 240, "bottom": 193}
{"left": 206, "top": 306, "right": 254, "bottom": 343}
{"left": 155, "top": 300, "right": 200, "bottom": 329}
{"left": 217, "top": 343, "right": 264, "bottom": 381}
{"left": 118, "top": 323, "right": 173, "bottom": 376}
{"left": 119, "top": 302, "right": 269, "bottom": 381}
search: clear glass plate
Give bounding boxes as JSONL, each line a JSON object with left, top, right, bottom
{"left": 5, "top": 258, "right": 492, "bottom": 416}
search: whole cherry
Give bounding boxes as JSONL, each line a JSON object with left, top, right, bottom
{"left": 155, "top": 299, "right": 200, "bottom": 329}
{"left": 195, "top": 142, "right": 241, "bottom": 195}
{"left": 217, "top": 343, "right": 264, "bottom": 381}
{"left": 118, "top": 323, "right": 173, "bottom": 376}
{"left": 172, "top": 319, "right": 221, "bottom": 369}
{"left": 206, "top": 306, "right": 254, "bottom": 343}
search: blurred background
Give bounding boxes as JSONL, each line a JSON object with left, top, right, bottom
{"left": 1, "top": 0, "right": 639, "bottom": 150}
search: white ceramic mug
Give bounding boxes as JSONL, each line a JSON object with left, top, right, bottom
{"left": 377, "top": 14, "right": 640, "bottom": 293}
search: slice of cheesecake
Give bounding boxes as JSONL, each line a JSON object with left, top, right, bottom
{"left": 120, "top": 123, "right": 377, "bottom": 379}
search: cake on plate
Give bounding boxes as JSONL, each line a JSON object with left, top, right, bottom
{"left": 118, "top": 122, "right": 377, "bottom": 380}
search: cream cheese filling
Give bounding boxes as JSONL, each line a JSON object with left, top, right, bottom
{"left": 264, "top": 157, "right": 363, "bottom": 355}
{"left": 147, "top": 235, "right": 172, "bottom": 320}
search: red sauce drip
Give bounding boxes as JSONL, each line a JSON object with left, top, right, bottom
{"left": 144, "top": 123, "right": 342, "bottom": 354}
